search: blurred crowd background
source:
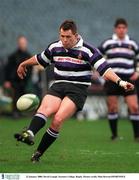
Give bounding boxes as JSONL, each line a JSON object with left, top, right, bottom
{"left": 0, "top": 0, "right": 139, "bottom": 119}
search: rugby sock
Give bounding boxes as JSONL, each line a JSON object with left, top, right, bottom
{"left": 129, "top": 114, "right": 139, "bottom": 138}
{"left": 37, "top": 128, "right": 59, "bottom": 155}
{"left": 28, "top": 113, "right": 47, "bottom": 135}
{"left": 108, "top": 113, "right": 118, "bottom": 138}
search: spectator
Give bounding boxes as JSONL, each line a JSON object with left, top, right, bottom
{"left": 4, "top": 35, "right": 32, "bottom": 118}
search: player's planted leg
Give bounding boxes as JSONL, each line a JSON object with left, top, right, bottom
{"left": 31, "top": 128, "right": 59, "bottom": 162}
{"left": 31, "top": 114, "right": 62, "bottom": 162}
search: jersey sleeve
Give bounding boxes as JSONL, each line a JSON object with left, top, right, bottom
{"left": 35, "top": 46, "right": 52, "bottom": 68}
{"left": 89, "top": 47, "right": 111, "bottom": 76}
{"left": 134, "top": 43, "right": 139, "bottom": 72}
{"left": 135, "top": 43, "right": 139, "bottom": 61}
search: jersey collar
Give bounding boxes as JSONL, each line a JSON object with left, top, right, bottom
{"left": 73, "top": 35, "right": 83, "bottom": 48}
{"left": 112, "top": 34, "right": 130, "bottom": 41}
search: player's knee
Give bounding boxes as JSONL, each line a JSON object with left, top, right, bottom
{"left": 108, "top": 105, "right": 118, "bottom": 113}
{"left": 129, "top": 104, "right": 139, "bottom": 113}
{"left": 37, "top": 106, "right": 53, "bottom": 117}
{"left": 51, "top": 114, "right": 63, "bottom": 130}
{"left": 107, "top": 101, "right": 118, "bottom": 113}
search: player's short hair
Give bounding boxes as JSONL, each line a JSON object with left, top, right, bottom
{"left": 59, "top": 20, "right": 77, "bottom": 34}
{"left": 114, "top": 18, "right": 128, "bottom": 27}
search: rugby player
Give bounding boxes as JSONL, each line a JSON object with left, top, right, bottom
{"left": 98, "top": 18, "right": 139, "bottom": 141}
{"left": 14, "top": 20, "right": 134, "bottom": 162}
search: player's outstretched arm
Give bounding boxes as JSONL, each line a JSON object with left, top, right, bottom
{"left": 103, "top": 68, "right": 134, "bottom": 91}
{"left": 17, "top": 56, "right": 38, "bottom": 79}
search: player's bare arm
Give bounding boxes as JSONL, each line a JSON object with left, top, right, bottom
{"left": 17, "top": 56, "right": 38, "bottom": 79}
{"left": 103, "top": 68, "right": 134, "bottom": 91}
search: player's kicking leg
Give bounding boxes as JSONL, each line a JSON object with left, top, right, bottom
{"left": 14, "top": 95, "right": 62, "bottom": 145}
{"left": 31, "top": 96, "right": 77, "bottom": 162}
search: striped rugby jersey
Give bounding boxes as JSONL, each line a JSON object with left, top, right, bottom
{"left": 35, "top": 36, "right": 110, "bottom": 85}
{"left": 98, "top": 34, "right": 139, "bottom": 78}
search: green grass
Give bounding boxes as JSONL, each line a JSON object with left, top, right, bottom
{"left": 0, "top": 117, "right": 139, "bottom": 173}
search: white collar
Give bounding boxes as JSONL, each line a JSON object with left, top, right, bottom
{"left": 112, "top": 34, "right": 129, "bottom": 41}
{"left": 73, "top": 35, "right": 83, "bottom": 48}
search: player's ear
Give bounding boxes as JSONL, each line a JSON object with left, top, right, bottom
{"left": 75, "top": 33, "right": 78, "bottom": 38}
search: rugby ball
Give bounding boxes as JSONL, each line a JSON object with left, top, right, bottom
{"left": 16, "top": 94, "right": 40, "bottom": 111}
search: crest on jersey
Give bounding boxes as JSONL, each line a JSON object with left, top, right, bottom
{"left": 78, "top": 51, "right": 82, "bottom": 59}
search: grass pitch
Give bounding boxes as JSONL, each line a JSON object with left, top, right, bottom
{"left": 0, "top": 117, "right": 139, "bottom": 173}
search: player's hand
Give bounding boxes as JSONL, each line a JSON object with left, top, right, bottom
{"left": 130, "top": 72, "right": 139, "bottom": 81}
{"left": 119, "top": 80, "right": 134, "bottom": 91}
{"left": 17, "top": 63, "right": 27, "bottom": 79}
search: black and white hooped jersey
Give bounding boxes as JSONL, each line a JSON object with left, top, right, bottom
{"left": 98, "top": 34, "right": 139, "bottom": 78}
{"left": 35, "top": 36, "right": 110, "bottom": 85}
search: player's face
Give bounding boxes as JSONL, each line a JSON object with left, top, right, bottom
{"left": 59, "top": 28, "right": 78, "bottom": 49}
{"left": 114, "top": 24, "right": 128, "bottom": 39}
